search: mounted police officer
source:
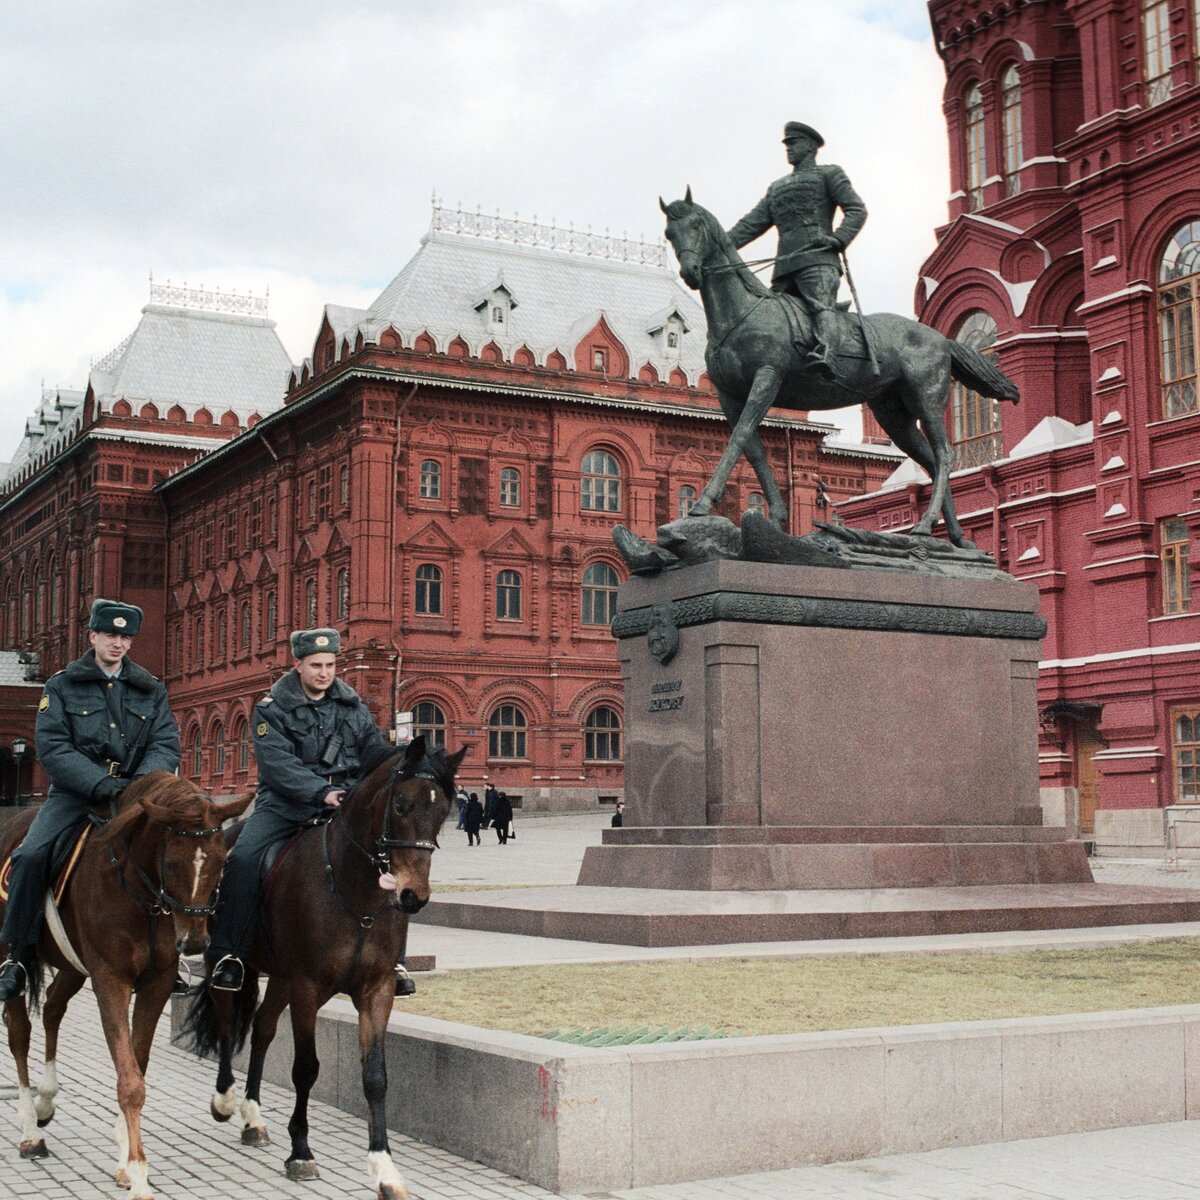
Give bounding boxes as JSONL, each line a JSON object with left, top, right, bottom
{"left": 727, "top": 121, "right": 867, "bottom": 380}
{"left": 207, "top": 628, "right": 417, "bottom": 996}
{"left": 0, "top": 599, "right": 181, "bottom": 1001}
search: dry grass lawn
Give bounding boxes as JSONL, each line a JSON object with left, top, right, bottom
{"left": 397, "top": 939, "right": 1200, "bottom": 1037}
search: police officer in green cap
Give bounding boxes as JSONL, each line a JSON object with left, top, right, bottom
{"left": 208, "top": 628, "right": 420, "bottom": 994}
{"left": 727, "top": 120, "right": 867, "bottom": 380}
{"left": 0, "top": 598, "right": 181, "bottom": 1001}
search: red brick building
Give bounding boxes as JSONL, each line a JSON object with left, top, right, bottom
{"left": 155, "top": 206, "right": 897, "bottom": 807}
{"left": 840, "top": 0, "right": 1200, "bottom": 851}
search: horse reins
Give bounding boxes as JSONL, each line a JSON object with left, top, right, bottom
{"left": 109, "top": 822, "right": 225, "bottom": 918}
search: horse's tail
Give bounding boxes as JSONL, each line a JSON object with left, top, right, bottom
{"left": 949, "top": 340, "right": 1020, "bottom": 403}
{"left": 178, "top": 967, "right": 260, "bottom": 1058}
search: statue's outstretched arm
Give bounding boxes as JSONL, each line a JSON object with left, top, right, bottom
{"left": 727, "top": 193, "right": 773, "bottom": 249}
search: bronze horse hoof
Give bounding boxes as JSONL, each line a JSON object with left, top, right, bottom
{"left": 286, "top": 1158, "right": 320, "bottom": 1181}
{"left": 19, "top": 1138, "right": 49, "bottom": 1159}
{"left": 241, "top": 1125, "right": 270, "bottom": 1147}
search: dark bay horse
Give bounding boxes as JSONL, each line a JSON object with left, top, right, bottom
{"left": 183, "top": 735, "right": 465, "bottom": 1200}
{"left": 0, "top": 772, "right": 252, "bottom": 1200}
{"left": 660, "top": 192, "right": 1020, "bottom": 547}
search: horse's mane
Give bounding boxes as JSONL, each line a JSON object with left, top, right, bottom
{"left": 664, "top": 198, "right": 774, "bottom": 300}
{"left": 344, "top": 738, "right": 461, "bottom": 806}
{"left": 93, "top": 772, "right": 205, "bottom": 846}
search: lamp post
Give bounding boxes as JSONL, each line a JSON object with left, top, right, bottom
{"left": 10, "top": 736, "right": 26, "bottom": 805}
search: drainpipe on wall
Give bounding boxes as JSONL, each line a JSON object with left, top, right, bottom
{"left": 981, "top": 465, "right": 1004, "bottom": 570}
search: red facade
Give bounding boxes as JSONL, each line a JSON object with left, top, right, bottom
{"left": 840, "top": 0, "right": 1200, "bottom": 850}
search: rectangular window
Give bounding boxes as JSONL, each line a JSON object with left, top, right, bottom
{"left": 1173, "top": 709, "right": 1200, "bottom": 802}
{"left": 1144, "top": 0, "right": 1173, "bottom": 105}
{"left": 592, "top": 347, "right": 608, "bottom": 372}
{"left": 1162, "top": 518, "right": 1192, "bottom": 614}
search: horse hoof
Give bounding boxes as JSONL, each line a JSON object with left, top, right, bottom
{"left": 19, "top": 1138, "right": 48, "bottom": 1159}
{"left": 286, "top": 1158, "right": 320, "bottom": 1181}
{"left": 241, "top": 1125, "right": 270, "bottom": 1147}
{"left": 36, "top": 1113, "right": 54, "bottom": 1128}
{"left": 211, "top": 1101, "right": 233, "bottom": 1123}
{"left": 956, "top": 537, "right": 977, "bottom": 550}
{"left": 379, "top": 1184, "right": 409, "bottom": 1200}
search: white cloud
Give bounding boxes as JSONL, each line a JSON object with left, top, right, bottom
{"left": 0, "top": 0, "right": 949, "bottom": 452}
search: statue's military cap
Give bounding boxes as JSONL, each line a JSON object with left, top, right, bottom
{"left": 782, "top": 121, "right": 824, "bottom": 147}
{"left": 88, "top": 598, "right": 143, "bottom": 636}
{"left": 290, "top": 627, "right": 341, "bottom": 658}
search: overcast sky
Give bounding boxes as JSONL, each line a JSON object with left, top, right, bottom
{"left": 0, "top": 0, "right": 949, "bottom": 454}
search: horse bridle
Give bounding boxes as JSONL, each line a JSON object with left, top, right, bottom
{"left": 109, "top": 822, "right": 225, "bottom": 918}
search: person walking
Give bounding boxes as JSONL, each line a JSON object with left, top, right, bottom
{"left": 610, "top": 801, "right": 625, "bottom": 828}
{"left": 492, "top": 790, "right": 514, "bottom": 844}
{"left": 463, "top": 792, "right": 483, "bottom": 846}
{"left": 454, "top": 785, "right": 468, "bottom": 830}
{"left": 0, "top": 599, "right": 181, "bottom": 1001}
{"left": 483, "top": 781, "right": 498, "bottom": 828}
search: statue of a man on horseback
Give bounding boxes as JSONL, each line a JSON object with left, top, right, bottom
{"left": 728, "top": 121, "right": 867, "bottom": 381}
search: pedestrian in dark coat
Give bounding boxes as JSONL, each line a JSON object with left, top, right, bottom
{"left": 492, "top": 791, "right": 514, "bottom": 844}
{"left": 207, "top": 627, "right": 390, "bottom": 994}
{"left": 0, "top": 598, "right": 181, "bottom": 1002}
{"left": 483, "top": 782, "right": 498, "bottom": 827}
{"left": 464, "top": 793, "right": 483, "bottom": 845}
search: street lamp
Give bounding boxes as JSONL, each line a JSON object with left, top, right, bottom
{"left": 11, "top": 736, "right": 26, "bottom": 805}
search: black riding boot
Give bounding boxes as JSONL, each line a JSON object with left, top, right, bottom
{"left": 394, "top": 960, "right": 416, "bottom": 997}
{"left": 0, "top": 953, "right": 30, "bottom": 1003}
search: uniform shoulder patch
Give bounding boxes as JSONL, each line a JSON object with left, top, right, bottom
{"left": 256, "top": 721, "right": 270, "bottom": 737}
{"left": 38, "top": 695, "right": 50, "bottom": 712}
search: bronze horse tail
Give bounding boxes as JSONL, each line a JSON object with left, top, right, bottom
{"left": 949, "top": 340, "right": 1020, "bottom": 404}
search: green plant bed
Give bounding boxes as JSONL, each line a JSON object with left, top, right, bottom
{"left": 396, "top": 939, "right": 1200, "bottom": 1037}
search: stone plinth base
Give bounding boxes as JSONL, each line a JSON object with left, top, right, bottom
{"left": 578, "top": 825, "right": 1092, "bottom": 890}
{"left": 418, "top": 882, "right": 1200, "bottom": 947}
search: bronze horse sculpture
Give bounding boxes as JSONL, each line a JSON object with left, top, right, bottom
{"left": 183, "top": 735, "right": 465, "bottom": 1200}
{"left": 660, "top": 191, "right": 1019, "bottom": 547}
{"left": 0, "top": 772, "right": 252, "bottom": 1200}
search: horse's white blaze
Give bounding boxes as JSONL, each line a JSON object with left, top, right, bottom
{"left": 239, "top": 1097, "right": 263, "bottom": 1129}
{"left": 126, "top": 1158, "right": 152, "bottom": 1200}
{"left": 33, "top": 1059, "right": 58, "bottom": 1121}
{"left": 367, "top": 1149, "right": 406, "bottom": 1191}
{"left": 113, "top": 1111, "right": 129, "bottom": 1170}
{"left": 212, "top": 1084, "right": 238, "bottom": 1118}
{"left": 17, "top": 1085, "right": 38, "bottom": 1141}
{"left": 191, "top": 845, "right": 206, "bottom": 901}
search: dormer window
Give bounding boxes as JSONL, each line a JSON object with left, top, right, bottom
{"left": 473, "top": 275, "right": 518, "bottom": 334}
{"left": 592, "top": 347, "right": 608, "bottom": 373}
{"left": 492, "top": 306, "right": 505, "bottom": 325}
{"left": 667, "top": 331, "right": 679, "bottom": 349}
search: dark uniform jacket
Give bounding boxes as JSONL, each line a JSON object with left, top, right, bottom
{"left": 36, "top": 651, "right": 180, "bottom": 803}
{"left": 728, "top": 164, "right": 867, "bottom": 284}
{"left": 252, "top": 670, "right": 385, "bottom": 816}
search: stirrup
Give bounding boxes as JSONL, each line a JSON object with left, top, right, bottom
{"left": 394, "top": 962, "right": 416, "bottom": 997}
{"left": 210, "top": 954, "right": 245, "bottom": 993}
{"left": 0, "top": 958, "right": 29, "bottom": 1001}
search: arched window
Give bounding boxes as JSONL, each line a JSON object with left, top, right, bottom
{"left": 580, "top": 450, "right": 621, "bottom": 512}
{"left": 240, "top": 601, "right": 251, "bottom": 651}
{"left": 1159, "top": 220, "right": 1200, "bottom": 418}
{"left": 336, "top": 567, "right": 350, "bottom": 621}
{"left": 1144, "top": 0, "right": 1173, "bottom": 105}
{"left": 950, "top": 312, "right": 1003, "bottom": 467}
{"left": 585, "top": 706, "right": 622, "bottom": 761}
{"left": 190, "top": 729, "right": 203, "bottom": 778}
{"left": 488, "top": 704, "right": 527, "bottom": 759}
{"left": 499, "top": 467, "right": 521, "bottom": 507}
{"left": 1174, "top": 708, "right": 1200, "bottom": 802}
{"left": 339, "top": 464, "right": 350, "bottom": 508}
{"left": 413, "top": 700, "right": 447, "bottom": 750}
{"left": 964, "top": 84, "right": 986, "bottom": 212}
{"left": 215, "top": 607, "right": 227, "bottom": 659}
{"left": 1001, "top": 65, "right": 1022, "bottom": 196}
{"left": 496, "top": 570, "right": 522, "bottom": 621}
{"left": 678, "top": 485, "right": 696, "bottom": 519}
{"left": 265, "top": 590, "right": 277, "bottom": 641}
{"left": 237, "top": 718, "right": 250, "bottom": 771}
{"left": 582, "top": 562, "right": 619, "bottom": 626}
{"left": 194, "top": 615, "right": 205, "bottom": 665}
{"left": 213, "top": 724, "right": 225, "bottom": 775}
{"left": 415, "top": 564, "right": 443, "bottom": 615}
{"left": 419, "top": 460, "right": 442, "bottom": 499}
{"left": 305, "top": 578, "right": 317, "bottom": 626}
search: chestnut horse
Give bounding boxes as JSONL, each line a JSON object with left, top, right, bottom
{"left": 183, "top": 736, "right": 464, "bottom": 1200}
{"left": 0, "top": 772, "right": 252, "bottom": 1200}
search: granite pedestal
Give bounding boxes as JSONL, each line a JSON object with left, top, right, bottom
{"left": 422, "top": 560, "right": 1200, "bottom": 945}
